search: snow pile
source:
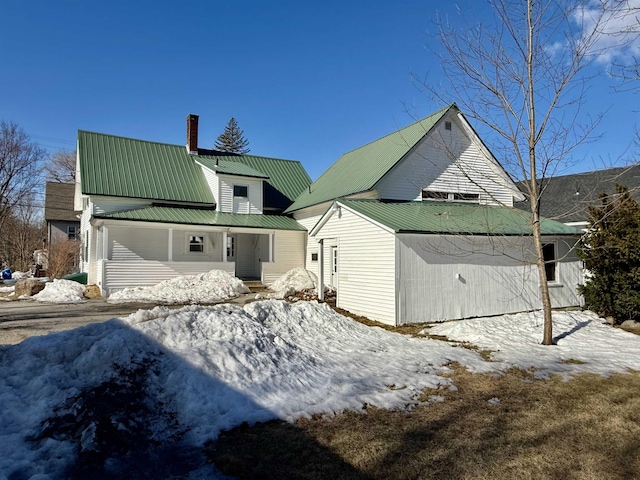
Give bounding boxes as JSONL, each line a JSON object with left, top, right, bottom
{"left": 0, "top": 300, "right": 488, "bottom": 477}
{"left": 427, "top": 310, "right": 640, "bottom": 379}
{"left": 11, "top": 271, "right": 31, "bottom": 280}
{"left": 108, "top": 269, "right": 250, "bottom": 304}
{"left": 32, "top": 279, "right": 86, "bottom": 303}
{"left": 259, "top": 267, "right": 320, "bottom": 299}
{"left": 0, "top": 285, "right": 14, "bottom": 294}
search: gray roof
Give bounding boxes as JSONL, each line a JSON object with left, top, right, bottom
{"left": 44, "top": 182, "right": 79, "bottom": 222}
{"left": 516, "top": 165, "right": 640, "bottom": 223}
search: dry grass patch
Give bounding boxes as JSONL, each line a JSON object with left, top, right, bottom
{"left": 209, "top": 366, "right": 640, "bottom": 479}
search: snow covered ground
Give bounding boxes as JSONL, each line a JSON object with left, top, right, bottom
{"left": 108, "top": 270, "right": 250, "bottom": 304}
{"left": 0, "top": 301, "right": 489, "bottom": 478}
{"left": 426, "top": 310, "right": 640, "bottom": 379}
{"left": 2, "top": 293, "right": 640, "bottom": 477}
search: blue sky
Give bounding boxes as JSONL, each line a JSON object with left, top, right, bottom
{"left": 1, "top": 0, "right": 637, "bottom": 182}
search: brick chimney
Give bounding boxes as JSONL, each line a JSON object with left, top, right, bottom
{"left": 186, "top": 114, "right": 199, "bottom": 154}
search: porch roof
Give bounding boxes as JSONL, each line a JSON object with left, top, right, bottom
{"left": 95, "top": 206, "right": 306, "bottom": 231}
{"left": 336, "top": 199, "right": 582, "bottom": 236}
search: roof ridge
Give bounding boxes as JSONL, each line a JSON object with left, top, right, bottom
{"left": 338, "top": 104, "right": 453, "bottom": 157}
{"left": 78, "top": 130, "right": 186, "bottom": 149}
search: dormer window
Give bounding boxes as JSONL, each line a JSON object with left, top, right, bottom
{"left": 233, "top": 185, "right": 248, "bottom": 197}
{"left": 453, "top": 192, "right": 479, "bottom": 201}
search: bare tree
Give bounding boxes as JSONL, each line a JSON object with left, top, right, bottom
{"left": 46, "top": 149, "right": 76, "bottom": 183}
{"left": 422, "top": 0, "right": 619, "bottom": 344}
{"left": 0, "top": 121, "right": 46, "bottom": 233}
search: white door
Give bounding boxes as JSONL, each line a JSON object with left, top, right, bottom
{"left": 330, "top": 246, "right": 338, "bottom": 288}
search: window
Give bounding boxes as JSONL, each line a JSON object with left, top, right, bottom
{"left": 311, "top": 253, "right": 318, "bottom": 262}
{"left": 453, "top": 193, "right": 479, "bottom": 201}
{"left": 233, "top": 185, "right": 248, "bottom": 197}
{"left": 543, "top": 243, "right": 557, "bottom": 282}
{"left": 189, "top": 235, "right": 204, "bottom": 253}
{"left": 67, "top": 225, "right": 77, "bottom": 240}
{"left": 445, "top": 121, "right": 452, "bottom": 130}
{"left": 227, "top": 236, "right": 235, "bottom": 258}
{"left": 422, "top": 190, "right": 449, "bottom": 200}
{"left": 422, "top": 190, "right": 480, "bottom": 202}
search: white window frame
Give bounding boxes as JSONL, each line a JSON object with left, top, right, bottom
{"left": 233, "top": 185, "right": 248, "bottom": 198}
{"left": 187, "top": 234, "right": 205, "bottom": 254}
{"left": 542, "top": 242, "right": 558, "bottom": 283}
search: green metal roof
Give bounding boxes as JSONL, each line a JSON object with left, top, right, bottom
{"left": 196, "top": 158, "right": 269, "bottom": 179}
{"left": 335, "top": 199, "right": 581, "bottom": 236}
{"left": 286, "top": 105, "right": 453, "bottom": 213}
{"left": 78, "top": 131, "right": 216, "bottom": 204}
{"left": 78, "top": 131, "right": 311, "bottom": 207}
{"left": 96, "top": 206, "right": 306, "bottom": 231}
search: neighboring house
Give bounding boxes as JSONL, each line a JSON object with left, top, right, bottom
{"left": 44, "top": 181, "right": 80, "bottom": 244}
{"left": 286, "top": 104, "right": 583, "bottom": 325}
{"left": 517, "top": 165, "right": 640, "bottom": 229}
{"left": 75, "top": 114, "right": 311, "bottom": 295}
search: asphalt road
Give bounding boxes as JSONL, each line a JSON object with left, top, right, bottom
{"left": 0, "top": 293, "right": 260, "bottom": 345}
{"left": 0, "top": 299, "right": 157, "bottom": 345}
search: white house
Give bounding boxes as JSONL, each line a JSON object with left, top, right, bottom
{"left": 76, "top": 106, "right": 582, "bottom": 325}
{"left": 75, "top": 115, "right": 311, "bottom": 295}
{"left": 286, "top": 104, "right": 583, "bottom": 325}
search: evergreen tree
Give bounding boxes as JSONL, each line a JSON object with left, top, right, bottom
{"left": 578, "top": 184, "right": 640, "bottom": 323}
{"left": 214, "top": 117, "right": 250, "bottom": 154}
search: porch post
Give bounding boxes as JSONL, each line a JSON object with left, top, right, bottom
{"left": 102, "top": 226, "right": 109, "bottom": 261}
{"left": 222, "top": 231, "right": 228, "bottom": 262}
{"left": 269, "top": 232, "right": 274, "bottom": 262}
{"left": 317, "top": 239, "right": 324, "bottom": 301}
{"left": 168, "top": 228, "right": 173, "bottom": 261}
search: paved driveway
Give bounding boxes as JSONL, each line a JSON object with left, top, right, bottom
{"left": 0, "top": 293, "right": 260, "bottom": 345}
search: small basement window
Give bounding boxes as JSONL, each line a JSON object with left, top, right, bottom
{"left": 543, "top": 243, "right": 557, "bottom": 282}
{"left": 233, "top": 185, "right": 248, "bottom": 197}
{"left": 189, "top": 235, "right": 204, "bottom": 253}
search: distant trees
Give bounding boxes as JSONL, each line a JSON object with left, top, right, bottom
{"left": 214, "top": 118, "right": 250, "bottom": 154}
{"left": 578, "top": 185, "right": 640, "bottom": 323}
{"left": 0, "top": 121, "right": 46, "bottom": 234}
{"left": 46, "top": 149, "right": 76, "bottom": 183}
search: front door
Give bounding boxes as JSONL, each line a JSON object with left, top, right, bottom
{"left": 330, "top": 246, "right": 338, "bottom": 288}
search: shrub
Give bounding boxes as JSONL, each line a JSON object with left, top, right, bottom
{"left": 46, "top": 239, "right": 81, "bottom": 279}
{"left": 578, "top": 185, "right": 640, "bottom": 323}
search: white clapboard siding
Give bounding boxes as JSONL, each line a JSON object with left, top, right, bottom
{"left": 396, "top": 234, "right": 582, "bottom": 323}
{"left": 292, "top": 204, "right": 329, "bottom": 270}
{"left": 200, "top": 165, "right": 220, "bottom": 207}
{"left": 314, "top": 207, "right": 397, "bottom": 325}
{"left": 92, "top": 196, "right": 152, "bottom": 215}
{"left": 103, "top": 261, "right": 235, "bottom": 295}
{"left": 262, "top": 231, "right": 307, "bottom": 285}
{"left": 80, "top": 205, "right": 92, "bottom": 275}
{"left": 376, "top": 114, "right": 515, "bottom": 207}
{"left": 218, "top": 175, "right": 263, "bottom": 214}
{"left": 108, "top": 226, "right": 169, "bottom": 261}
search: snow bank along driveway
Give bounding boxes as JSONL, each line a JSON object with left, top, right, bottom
{"left": 2, "top": 302, "right": 640, "bottom": 478}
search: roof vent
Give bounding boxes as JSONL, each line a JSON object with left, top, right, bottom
{"left": 187, "top": 114, "right": 199, "bottom": 155}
